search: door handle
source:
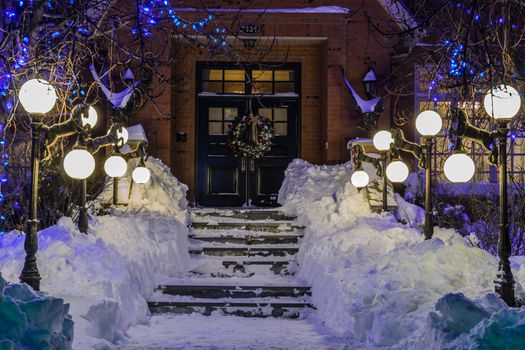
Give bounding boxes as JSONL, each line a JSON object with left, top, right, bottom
{"left": 250, "top": 159, "right": 255, "bottom": 172}
{"left": 241, "top": 157, "right": 246, "bottom": 172}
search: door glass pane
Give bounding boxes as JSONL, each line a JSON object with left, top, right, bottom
{"left": 224, "top": 82, "right": 245, "bottom": 94}
{"left": 275, "top": 82, "right": 295, "bottom": 93}
{"left": 224, "top": 107, "right": 238, "bottom": 120}
{"left": 203, "top": 82, "right": 222, "bottom": 93}
{"left": 224, "top": 70, "right": 245, "bottom": 81}
{"left": 258, "top": 108, "right": 272, "bottom": 120}
{"left": 209, "top": 107, "right": 222, "bottom": 121}
{"left": 209, "top": 121, "right": 223, "bottom": 135}
{"left": 253, "top": 82, "right": 272, "bottom": 94}
{"left": 252, "top": 70, "right": 273, "bottom": 81}
{"left": 203, "top": 69, "right": 223, "bottom": 80}
{"left": 275, "top": 70, "right": 293, "bottom": 81}
{"left": 274, "top": 108, "right": 287, "bottom": 121}
{"left": 274, "top": 122, "right": 287, "bottom": 136}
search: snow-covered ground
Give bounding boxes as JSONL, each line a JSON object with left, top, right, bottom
{"left": 0, "top": 158, "right": 191, "bottom": 349}
{"left": 279, "top": 158, "right": 525, "bottom": 349}
{"left": 121, "top": 313, "right": 348, "bottom": 350}
{"left": 2, "top": 156, "right": 525, "bottom": 349}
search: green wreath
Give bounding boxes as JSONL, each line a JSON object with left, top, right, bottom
{"left": 227, "top": 114, "right": 274, "bottom": 159}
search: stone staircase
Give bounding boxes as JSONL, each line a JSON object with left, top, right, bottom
{"left": 147, "top": 209, "right": 313, "bottom": 318}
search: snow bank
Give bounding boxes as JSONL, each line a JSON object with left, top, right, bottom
{"left": 279, "top": 159, "right": 525, "bottom": 349}
{"left": 100, "top": 157, "right": 189, "bottom": 224}
{"left": 0, "top": 157, "right": 191, "bottom": 348}
{"left": 0, "top": 274, "right": 73, "bottom": 349}
{"left": 420, "top": 292, "right": 525, "bottom": 349}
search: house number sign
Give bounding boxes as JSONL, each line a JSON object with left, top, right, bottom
{"left": 239, "top": 23, "right": 261, "bottom": 36}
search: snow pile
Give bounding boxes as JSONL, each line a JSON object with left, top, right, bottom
{"left": 0, "top": 157, "right": 191, "bottom": 348}
{"left": 278, "top": 159, "right": 372, "bottom": 233}
{"left": 420, "top": 292, "right": 525, "bottom": 349}
{"left": 100, "top": 157, "right": 189, "bottom": 224}
{"left": 0, "top": 274, "right": 73, "bottom": 349}
{"left": 278, "top": 159, "right": 525, "bottom": 349}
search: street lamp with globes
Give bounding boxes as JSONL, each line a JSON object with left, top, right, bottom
{"left": 372, "top": 130, "right": 393, "bottom": 211}
{"left": 444, "top": 85, "right": 521, "bottom": 306}
{"left": 387, "top": 109, "right": 443, "bottom": 239}
{"left": 415, "top": 110, "right": 442, "bottom": 240}
{"left": 18, "top": 79, "right": 57, "bottom": 291}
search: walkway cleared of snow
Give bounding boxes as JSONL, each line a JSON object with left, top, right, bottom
{"left": 121, "top": 314, "right": 349, "bottom": 350}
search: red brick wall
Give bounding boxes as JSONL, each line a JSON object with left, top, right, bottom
{"left": 132, "top": 0, "right": 401, "bottom": 202}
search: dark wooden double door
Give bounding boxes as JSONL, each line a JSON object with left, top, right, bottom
{"left": 197, "top": 98, "right": 299, "bottom": 207}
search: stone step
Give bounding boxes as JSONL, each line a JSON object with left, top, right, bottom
{"left": 189, "top": 247, "right": 299, "bottom": 258}
{"left": 155, "top": 285, "right": 311, "bottom": 299}
{"left": 147, "top": 299, "right": 313, "bottom": 318}
{"left": 189, "top": 234, "right": 302, "bottom": 245}
{"left": 190, "top": 222, "right": 304, "bottom": 233}
{"left": 190, "top": 258, "right": 294, "bottom": 276}
{"left": 192, "top": 209, "right": 295, "bottom": 222}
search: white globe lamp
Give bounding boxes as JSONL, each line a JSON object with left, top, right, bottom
{"left": 117, "top": 127, "right": 129, "bottom": 145}
{"left": 104, "top": 155, "right": 127, "bottom": 178}
{"left": 483, "top": 85, "right": 521, "bottom": 120}
{"left": 18, "top": 79, "right": 57, "bottom": 114}
{"left": 444, "top": 153, "right": 475, "bottom": 183}
{"left": 132, "top": 165, "right": 151, "bottom": 184}
{"left": 82, "top": 106, "right": 98, "bottom": 128}
{"left": 386, "top": 160, "right": 409, "bottom": 183}
{"left": 63, "top": 148, "right": 95, "bottom": 180}
{"left": 373, "top": 130, "right": 393, "bottom": 152}
{"left": 351, "top": 170, "right": 370, "bottom": 188}
{"left": 416, "top": 110, "right": 442, "bottom": 136}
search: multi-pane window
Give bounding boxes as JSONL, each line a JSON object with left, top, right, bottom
{"left": 258, "top": 108, "right": 288, "bottom": 136}
{"left": 200, "top": 68, "right": 296, "bottom": 95}
{"left": 202, "top": 69, "right": 246, "bottom": 94}
{"left": 415, "top": 67, "right": 525, "bottom": 182}
{"left": 208, "top": 107, "right": 238, "bottom": 135}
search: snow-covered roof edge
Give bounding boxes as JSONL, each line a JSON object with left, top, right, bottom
{"left": 376, "top": 0, "right": 419, "bottom": 31}
{"left": 174, "top": 6, "right": 350, "bottom": 14}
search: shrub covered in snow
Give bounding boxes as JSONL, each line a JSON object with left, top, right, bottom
{"left": 279, "top": 159, "right": 525, "bottom": 349}
{"left": 0, "top": 274, "right": 73, "bottom": 349}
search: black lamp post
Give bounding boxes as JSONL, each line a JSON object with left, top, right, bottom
{"left": 18, "top": 80, "right": 94, "bottom": 290}
{"left": 372, "top": 131, "right": 394, "bottom": 211}
{"left": 446, "top": 83, "right": 521, "bottom": 307}
{"left": 390, "top": 109, "right": 442, "bottom": 240}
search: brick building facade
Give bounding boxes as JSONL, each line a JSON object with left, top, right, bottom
{"left": 132, "top": 1, "right": 414, "bottom": 205}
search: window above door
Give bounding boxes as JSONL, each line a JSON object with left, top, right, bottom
{"left": 198, "top": 63, "right": 299, "bottom": 96}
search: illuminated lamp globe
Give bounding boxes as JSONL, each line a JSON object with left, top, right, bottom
{"left": 82, "top": 106, "right": 98, "bottom": 128}
{"left": 386, "top": 161, "right": 409, "bottom": 183}
{"left": 132, "top": 166, "right": 151, "bottom": 184}
{"left": 351, "top": 170, "right": 370, "bottom": 188}
{"left": 104, "top": 155, "right": 127, "bottom": 178}
{"left": 350, "top": 170, "right": 370, "bottom": 188}
{"left": 373, "top": 130, "right": 393, "bottom": 151}
{"left": 117, "top": 127, "right": 129, "bottom": 145}
{"left": 483, "top": 85, "right": 521, "bottom": 120}
{"left": 18, "top": 79, "right": 57, "bottom": 114}
{"left": 416, "top": 110, "right": 442, "bottom": 136}
{"left": 443, "top": 153, "right": 475, "bottom": 183}
{"left": 63, "top": 149, "right": 95, "bottom": 179}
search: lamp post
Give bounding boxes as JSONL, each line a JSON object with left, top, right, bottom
{"left": 444, "top": 85, "right": 521, "bottom": 307}
{"left": 389, "top": 109, "right": 443, "bottom": 240}
{"left": 415, "top": 110, "right": 442, "bottom": 240}
{"left": 18, "top": 79, "right": 57, "bottom": 291}
{"left": 372, "top": 130, "right": 393, "bottom": 211}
